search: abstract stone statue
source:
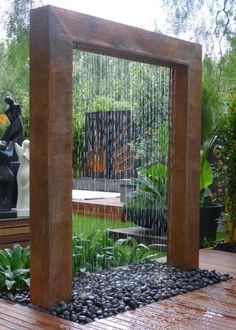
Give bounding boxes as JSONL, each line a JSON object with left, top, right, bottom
{"left": 2, "top": 96, "right": 24, "bottom": 161}
{"left": 0, "top": 96, "right": 24, "bottom": 209}
{"left": 0, "top": 141, "right": 17, "bottom": 218}
{"left": 15, "top": 140, "right": 30, "bottom": 217}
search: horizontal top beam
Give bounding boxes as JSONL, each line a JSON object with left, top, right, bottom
{"left": 47, "top": 5, "right": 201, "bottom": 67}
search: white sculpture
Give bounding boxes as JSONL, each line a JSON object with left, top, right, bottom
{"left": 15, "top": 140, "right": 30, "bottom": 217}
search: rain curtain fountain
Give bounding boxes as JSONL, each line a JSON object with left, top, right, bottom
{"left": 30, "top": 5, "right": 202, "bottom": 308}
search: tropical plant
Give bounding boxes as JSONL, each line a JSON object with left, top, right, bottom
{"left": 72, "top": 230, "right": 159, "bottom": 274}
{"left": 124, "top": 118, "right": 168, "bottom": 234}
{"left": 200, "top": 134, "right": 218, "bottom": 206}
{"left": 110, "top": 236, "right": 158, "bottom": 266}
{"left": 128, "top": 164, "right": 167, "bottom": 210}
{"left": 200, "top": 80, "right": 224, "bottom": 206}
{"left": 161, "top": 0, "right": 236, "bottom": 57}
{"left": 124, "top": 164, "right": 168, "bottom": 234}
{"left": 0, "top": 244, "right": 30, "bottom": 291}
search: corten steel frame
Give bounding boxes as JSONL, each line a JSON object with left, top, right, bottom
{"left": 30, "top": 5, "right": 202, "bottom": 308}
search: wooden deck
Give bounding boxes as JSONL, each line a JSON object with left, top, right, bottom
{"left": 0, "top": 249, "right": 236, "bottom": 329}
{"left": 0, "top": 217, "right": 30, "bottom": 249}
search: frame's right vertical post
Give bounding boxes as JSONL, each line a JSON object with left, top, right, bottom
{"left": 167, "top": 60, "right": 202, "bottom": 269}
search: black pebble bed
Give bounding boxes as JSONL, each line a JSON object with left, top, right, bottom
{"left": 0, "top": 260, "right": 232, "bottom": 325}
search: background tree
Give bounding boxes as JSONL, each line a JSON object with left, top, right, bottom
{"left": 161, "top": 0, "right": 236, "bottom": 58}
{"left": 0, "top": 0, "right": 41, "bottom": 137}
{"left": 220, "top": 36, "right": 236, "bottom": 93}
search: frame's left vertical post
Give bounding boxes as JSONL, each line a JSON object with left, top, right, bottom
{"left": 30, "top": 6, "right": 73, "bottom": 308}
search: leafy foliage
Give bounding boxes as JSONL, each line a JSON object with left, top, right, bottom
{"left": 161, "top": 0, "right": 236, "bottom": 56}
{"left": 132, "top": 121, "right": 169, "bottom": 169}
{"left": 124, "top": 164, "right": 168, "bottom": 234}
{"left": 126, "top": 164, "right": 167, "bottom": 211}
{"left": 0, "top": 1, "right": 31, "bottom": 136}
{"left": 72, "top": 51, "right": 170, "bottom": 173}
{"left": 200, "top": 60, "right": 225, "bottom": 206}
{"left": 130, "top": 64, "right": 169, "bottom": 168}
{"left": 221, "top": 36, "right": 236, "bottom": 93}
{"left": 124, "top": 119, "right": 168, "bottom": 232}
{"left": 221, "top": 92, "right": 236, "bottom": 242}
{"left": 200, "top": 136, "right": 217, "bottom": 206}
{"left": 72, "top": 231, "right": 159, "bottom": 274}
{"left": 0, "top": 244, "right": 30, "bottom": 291}
{"left": 201, "top": 58, "right": 223, "bottom": 143}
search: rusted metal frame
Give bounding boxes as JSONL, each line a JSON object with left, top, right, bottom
{"left": 30, "top": 5, "right": 201, "bottom": 307}
{"left": 30, "top": 7, "right": 73, "bottom": 308}
{"left": 167, "top": 63, "right": 201, "bottom": 269}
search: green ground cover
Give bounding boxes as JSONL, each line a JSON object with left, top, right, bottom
{"left": 72, "top": 213, "right": 166, "bottom": 274}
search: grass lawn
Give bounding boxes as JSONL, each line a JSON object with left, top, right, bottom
{"left": 72, "top": 213, "right": 136, "bottom": 236}
{"left": 216, "top": 231, "right": 224, "bottom": 241}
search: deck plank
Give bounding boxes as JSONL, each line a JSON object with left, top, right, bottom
{"left": 0, "top": 299, "right": 85, "bottom": 329}
{"left": 199, "top": 249, "right": 236, "bottom": 275}
{"left": 91, "top": 279, "right": 236, "bottom": 330}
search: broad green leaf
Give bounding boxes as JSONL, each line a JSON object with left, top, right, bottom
{"left": 200, "top": 157, "right": 213, "bottom": 191}
{"left": 136, "top": 243, "right": 149, "bottom": 250}
{"left": 11, "top": 245, "right": 23, "bottom": 270}
{"left": 4, "top": 248, "right": 12, "bottom": 259}
{"left": 144, "top": 253, "right": 160, "bottom": 259}
{"left": 13, "top": 268, "right": 29, "bottom": 277}
{"left": 22, "top": 277, "right": 30, "bottom": 287}
{"left": 0, "top": 250, "right": 10, "bottom": 266}
{"left": 1, "top": 270, "right": 14, "bottom": 280}
{"left": 5, "top": 280, "right": 15, "bottom": 291}
{"left": 79, "top": 268, "right": 86, "bottom": 273}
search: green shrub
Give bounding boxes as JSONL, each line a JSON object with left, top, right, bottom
{"left": 0, "top": 244, "right": 30, "bottom": 291}
{"left": 72, "top": 230, "right": 159, "bottom": 274}
{"left": 123, "top": 164, "right": 168, "bottom": 234}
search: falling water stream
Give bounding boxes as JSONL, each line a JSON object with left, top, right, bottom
{"left": 72, "top": 50, "right": 170, "bottom": 269}
{"left": 72, "top": 50, "right": 170, "bottom": 268}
